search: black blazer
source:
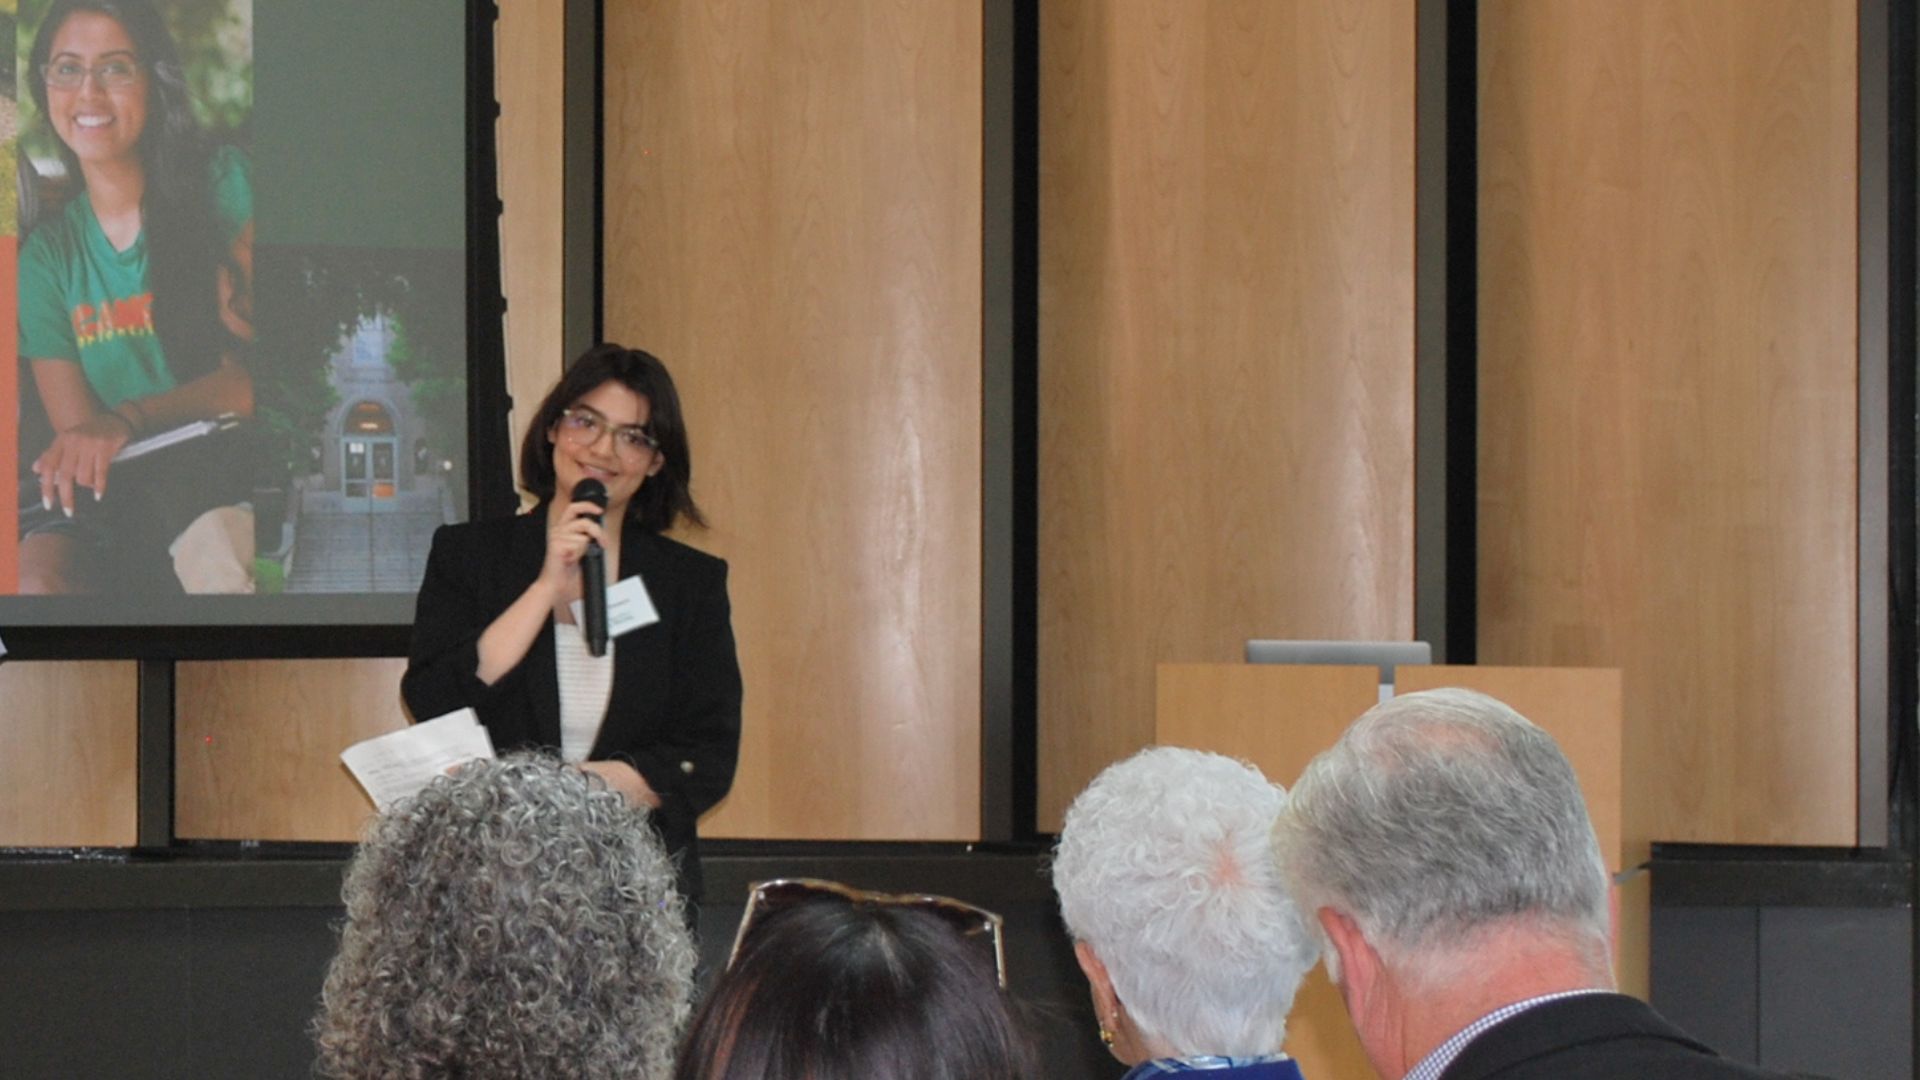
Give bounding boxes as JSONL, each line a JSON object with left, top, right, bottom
{"left": 400, "top": 510, "right": 743, "bottom": 900}
{"left": 1439, "top": 994, "right": 1827, "bottom": 1080}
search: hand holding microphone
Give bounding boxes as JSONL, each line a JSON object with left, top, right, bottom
{"left": 571, "top": 478, "right": 611, "bottom": 657}
{"left": 539, "top": 483, "right": 606, "bottom": 580}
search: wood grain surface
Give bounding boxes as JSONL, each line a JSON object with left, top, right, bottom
{"left": 175, "top": 660, "right": 407, "bottom": 841}
{"left": 1038, "top": 0, "right": 1418, "bottom": 830}
{"left": 497, "top": 0, "right": 569, "bottom": 477}
{"left": 0, "top": 661, "right": 137, "bottom": 846}
{"left": 1155, "top": 663, "right": 1380, "bottom": 783}
{"left": 602, "top": 1, "right": 984, "bottom": 839}
{"left": 1478, "top": 0, "right": 1858, "bottom": 846}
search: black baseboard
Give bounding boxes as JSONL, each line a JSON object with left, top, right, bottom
{"left": 0, "top": 843, "right": 1110, "bottom": 1080}
{"left": 1650, "top": 843, "right": 1915, "bottom": 909}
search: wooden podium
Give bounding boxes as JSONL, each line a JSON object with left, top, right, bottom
{"left": 1155, "top": 662, "right": 1636, "bottom": 1080}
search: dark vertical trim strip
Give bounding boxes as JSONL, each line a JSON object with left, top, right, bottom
{"left": 1750, "top": 905, "right": 1765, "bottom": 1070}
{"left": 592, "top": 0, "right": 606, "bottom": 346}
{"left": 1886, "top": 0, "right": 1920, "bottom": 1065}
{"left": 1884, "top": 0, "right": 1918, "bottom": 859}
{"left": 1414, "top": 0, "right": 1452, "bottom": 659}
{"left": 1446, "top": 2, "right": 1479, "bottom": 663}
{"left": 980, "top": 0, "right": 1019, "bottom": 844}
{"left": 562, "top": 0, "right": 602, "bottom": 360}
{"left": 1904, "top": 4, "right": 1920, "bottom": 1053}
{"left": 136, "top": 659, "right": 176, "bottom": 850}
{"left": 1009, "top": 0, "right": 1040, "bottom": 843}
{"left": 1860, "top": 0, "right": 1893, "bottom": 850}
{"left": 467, "top": 0, "right": 515, "bottom": 521}
{"left": 1012, "top": 0, "right": 1040, "bottom": 843}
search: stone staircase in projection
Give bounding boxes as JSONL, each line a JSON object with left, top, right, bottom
{"left": 286, "top": 497, "right": 446, "bottom": 594}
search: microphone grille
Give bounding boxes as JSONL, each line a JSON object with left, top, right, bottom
{"left": 570, "top": 478, "right": 609, "bottom": 508}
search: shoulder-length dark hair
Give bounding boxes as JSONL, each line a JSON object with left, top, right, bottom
{"left": 29, "top": 0, "right": 234, "bottom": 382}
{"left": 674, "top": 898, "right": 1038, "bottom": 1080}
{"left": 519, "top": 343, "right": 706, "bottom": 533}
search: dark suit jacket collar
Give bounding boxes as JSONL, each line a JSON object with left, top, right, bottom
{"left": 1439, "top": 993, "right": 1719, "bottom": 1080}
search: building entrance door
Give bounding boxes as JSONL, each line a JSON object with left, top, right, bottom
{"left": 340, "top": 401, "right": 401, "bottom": 512}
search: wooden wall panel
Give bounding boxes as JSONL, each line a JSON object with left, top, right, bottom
{"left": 175, "top": 660, "right": 406, "bottom": 841}
{"left": 1155, "top": 663, "right": 1380, "bottom": 781}
{"left": 602, "top": 2, "right": 984, "bottom": 839}
{"left": 0, "top": 661, "right": 137, "bottom": 846}
{"left": 168, "top": 5, "right": 570, "bottom": 842}
{"left": 1038, "top": 1, "right": 1418, "bottom": 829}
{"left": 496, "top": 0, "right": 568, "bottom": 474}
{"left": 1478, "top": 0, "right": 1858, "bottom": 846}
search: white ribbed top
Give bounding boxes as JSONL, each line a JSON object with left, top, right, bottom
{"left": 554, "top": 622, "right": 614, "bottom": 762}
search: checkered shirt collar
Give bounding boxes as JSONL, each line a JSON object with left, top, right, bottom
{"left": 1402, "top": 990, "right": 1609, "bottom": 1080}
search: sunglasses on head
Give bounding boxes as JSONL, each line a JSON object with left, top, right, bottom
{"left": 728, "top": 877, "right": 1008, "bottom": 989}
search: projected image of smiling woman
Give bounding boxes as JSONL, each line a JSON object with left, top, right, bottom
{"left": 16, "top": 0, "right": 254, "bottom": 595}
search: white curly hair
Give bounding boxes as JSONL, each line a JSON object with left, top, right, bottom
{"left": 313, "top": 753, "right": 697, "bottom": 1079}
{"left": 1051, "top": 746, "right": 1318, "bottom": 1056}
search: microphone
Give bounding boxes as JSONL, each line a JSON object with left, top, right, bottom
{"left": 571, "top": 478, "right": 610, "bottom": 657}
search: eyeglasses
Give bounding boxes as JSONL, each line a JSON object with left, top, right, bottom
{"left": 728, "top": 877, "right": 1008, "bottom": 988}
{"left": 557, "top": 407, "right": 659, "bottom": 459}
{"left": 43, "top": 57, "right": 144, "bottom": 91}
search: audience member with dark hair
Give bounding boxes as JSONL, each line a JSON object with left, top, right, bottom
{"left": 313, "top": 754, "right": 697, "bottom": 1080}
{"left": 674, "top": 879, "right": 1038, "bottom": 1080}
{"left": 1053, "top": 746, "right": 1318, "bottom": 1079}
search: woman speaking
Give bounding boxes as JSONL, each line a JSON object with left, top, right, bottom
{"left": 401, "top": 344, "right": 741, "bottom": 903}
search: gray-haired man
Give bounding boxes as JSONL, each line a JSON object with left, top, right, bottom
{"left": 1273, "top": 688, "right": 1817, "bottom": 1080}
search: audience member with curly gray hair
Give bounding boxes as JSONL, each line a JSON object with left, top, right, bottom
{"left": 1273, "top": 688, "right": 1809, "bottom": 1080}
{"left": 313, "top": 753, "right": 697, "bottom": 1080}
{"left": 1052, "top": 746, "right": 1318, "bottom": 1080}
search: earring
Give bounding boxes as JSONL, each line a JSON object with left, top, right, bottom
{"left": 1099, "top": 1025, "right": 1115, "bottom": 1048}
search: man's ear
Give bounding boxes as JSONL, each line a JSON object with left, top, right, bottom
{"left": 1074, "top": 940, "right": 1121, "bottom": 1019}
{"left": 1317, "top": 907, "right": 1377, "bottom": 1002}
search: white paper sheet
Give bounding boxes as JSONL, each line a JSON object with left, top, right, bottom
{"left": 340, "top": 708, "right": 495, "bottom": 811}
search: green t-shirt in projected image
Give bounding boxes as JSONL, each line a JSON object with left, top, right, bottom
{"left": 17, "top": 145, "right": 252, "bottom": 409}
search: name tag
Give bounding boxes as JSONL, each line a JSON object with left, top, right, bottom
{"left": 570, "top": 575, "right": 660, "bottom": 640}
